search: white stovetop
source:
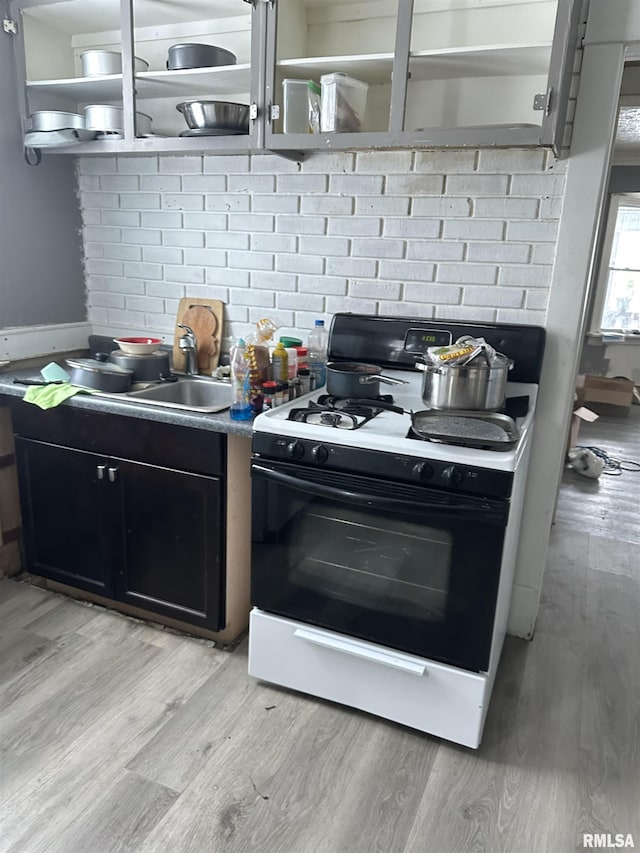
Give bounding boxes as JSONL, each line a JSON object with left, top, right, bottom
{"left": 253, "top": 371, "right": 539, "bottom": 473}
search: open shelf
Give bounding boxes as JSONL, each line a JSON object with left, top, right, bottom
{"left": 27, "top": 64, "right": 252, "bottom": 103}
{"left": 277, "top": 53, "right": 394, "bottom": 85}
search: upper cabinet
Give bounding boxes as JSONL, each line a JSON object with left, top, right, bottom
{"left": 11, "top": 0, "right": 262, "bottom": 154}
{"left": 9, "top": 0, "right": 581, "bottom": 156}
{"left": 264, "top": 0, "right": 582, "bottom": 153}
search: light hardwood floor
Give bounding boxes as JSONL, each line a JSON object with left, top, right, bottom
{"left": 1, "top": 410, "right": 638, "bottom": 853}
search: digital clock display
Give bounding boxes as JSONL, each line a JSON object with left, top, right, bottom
{"left": 404, "top": 329, "right": 452, "bottom": 352}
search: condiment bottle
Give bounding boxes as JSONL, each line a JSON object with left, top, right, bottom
{"left": 298, "top": 367, "right": 311, "bottom": 396}
{"left": 271, "top": 341, "right": 289, "bottom": 384}
{"left": 262, "top": 380, "right": 277, "bottom": 411}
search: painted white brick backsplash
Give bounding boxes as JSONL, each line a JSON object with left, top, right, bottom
{"left": 104, "top": 245, "right": 142, "bottom": 262}
{"left": 206, "top": 195, "right": 250, "bottom": 212}
{"left": 415, "top": 151, "right": 476, "bottom": 172}
{"left": 436, "top": 263, "right": 497, "bottom": 285}
{"left": 406, "top": 241, "right": 464, "bottom": 262}
{"left": 124, "top": 262, "right": 163, "bottom": 280}
{"left": 442, "top": 220, "right": 504, "bottom": 240}
{"left": 184, "top": 249, "right": 226, "bottom": 267}
{"left": 183, "top": 175, "right": 226, "bottom": 192}
{"left": 120, "top": 193, "right": 161, "bottom": 210}
{"left": 80, "top": 149, "right": 566, "bottom": 343}
{"left": 463, "top": 286, "right": 524, "bottom": 308}
{"left": 159, "top": 156, "right": 202, "bottom": 174}
{"left": 379, "top": 260, "right": 435, "bottom": 282}
{"left": 252, "top": 194, "right": 299, "bottom": 213}
{"left": 278, "top": 175, "right": 328, "bottom": 193}
{"left": 163, "top": 230, "right": 204, "bottom": 248}
{"left": 206, "top": 232, "right": 250, "bottom": 250}
{"left": 140, "top": 175, "right": 181, "bottom": 192}
{"left": 100, "top": 175, "right": 139, "bottom": 192}
{"left": 299, "top": 275, "right": 347, "bottom": 296}
{"left": 102, "top": 211, "right": 140, "bottom": 227}
{"left": 166, "top": 266, "right": 205, "bottom": 285}
{"left": 122, "top": 229, "right": 162, "bottom": 246}
{"left": 326, "top": 257, "right": 377, "bottom": 278}
{"left": 466, "top": 243, "right": 530, "bottom": 264}
{"left": 277, "top": 254, "right": 324, "bottom": 275}
{"left": 349, "top": 280, "right": 403, "bottom": 301}
{"left": 328, "top": 217, "right": 382, "bottom": 237}
{"left": 162, "top": 194, "right": 205, "bottom": 211}
{"left": 143, "top": 247, "right": 184, "bottom": 265}
{"left": 352, "top": 239, "right": 404, "bottom": 259}
{"left": 299, "top": 236, "right": 350, "bottom": 257}
{"left": 277, "top": 215, "right": 326, "bottom": 235}
{"left": 404, "top": 283, "right": 461, "bottom": 304}
{"left": 229, "top": 174, "right": 275, "bottom": 193}
{"left": 142, "top": 211, "right": 182, "bottom": 228}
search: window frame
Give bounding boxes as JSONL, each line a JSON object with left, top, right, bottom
{"left": 590, "top": 192, "right": 640, "bottom": 335}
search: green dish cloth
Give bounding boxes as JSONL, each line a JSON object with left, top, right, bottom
{"left": 23, "top": 383, "right": 92, "bottom": 410}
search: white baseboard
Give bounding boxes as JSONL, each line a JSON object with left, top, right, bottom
{"left": 0, "top": 322, "right": 92, "bottom": 361}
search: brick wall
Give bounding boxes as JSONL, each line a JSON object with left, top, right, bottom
{"left": 79, "top": 148, "right": 567, "bottom": 348}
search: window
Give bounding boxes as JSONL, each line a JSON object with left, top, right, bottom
{"left": 592, "top": 194, "right": 640, "bottom": 334}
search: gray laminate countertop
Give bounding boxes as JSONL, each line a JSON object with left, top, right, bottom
{"left": 0, "top": 368, "right": 255, "bottom": 438}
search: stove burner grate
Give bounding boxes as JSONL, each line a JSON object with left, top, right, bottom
{"left": 287, "top": 396, "right": 394, "bottom": 430}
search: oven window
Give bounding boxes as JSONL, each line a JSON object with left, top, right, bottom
{"left": 252, "top": 462, "right": 508, "bottom": 672}
{"left": 291, "top": 506, "right": 450, "bottom": 623}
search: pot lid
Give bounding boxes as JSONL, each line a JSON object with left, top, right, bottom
{"left": 66, "top": 358, "right": 134, "bottom": 376}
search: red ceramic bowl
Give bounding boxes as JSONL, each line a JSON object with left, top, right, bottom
{"left": 114, "top": 336, "right": 163, "bottom": 355}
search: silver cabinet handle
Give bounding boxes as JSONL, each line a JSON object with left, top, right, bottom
{"left": 293, "top": 628, "right": 426, "bottom": 676}
{"left": 107, "top": 467, "right": 118, "bottom": 482}
{"left": 96, "top": 465, "right": 106, "bottom": 480}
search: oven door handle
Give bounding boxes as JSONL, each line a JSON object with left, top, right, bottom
{"left": 252, "top": 463, "right": 504, "bottom": 521}
{"left": 293, "top": 627, "right": 426, "bottom": 676}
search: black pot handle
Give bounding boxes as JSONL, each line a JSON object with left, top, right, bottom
{"left": 159, "top": 372, "right": 180, "bottom": 383}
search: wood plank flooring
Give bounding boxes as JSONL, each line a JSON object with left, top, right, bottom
{"left": 1, "top": 410, "right": 638, "bottom": 853}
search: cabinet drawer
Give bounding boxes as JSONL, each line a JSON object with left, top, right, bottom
{"left": 248, "top": 609, "right": 489, "bottom": 749}
{"left": 9, "top": 402, "right": 224, "bottom": 476}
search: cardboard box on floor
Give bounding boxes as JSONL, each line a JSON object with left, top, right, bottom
{"left": 575, "top": 374, "right": 635, "bottom": 417}
{"left": 567, "top": 405, "right": 599, "bottom": 456}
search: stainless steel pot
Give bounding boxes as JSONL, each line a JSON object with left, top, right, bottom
{"left": 326, "top": 362, "right": 408, "bottom": 398}
{"left": 416, "top": 354, "right": 513, "bottom": 411}
{"left": 29, "top": 111, "right": 84, "bottom": 131}
{"left": 167, "top": 43, "right": 236, "bottom": 70}
{"left": 66, "top": 358, "right": 133, "bottom": 393}
{"left": 81, "top": 50, "right": 149, "bottom": 77}
{"left": 176, "top": 100, "right": 250, "bottom": 132}
{"left": 107, "top": 349, "right": 172, "bottom": 383}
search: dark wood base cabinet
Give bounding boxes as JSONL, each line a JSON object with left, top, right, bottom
{"left": 12, "top": 404, "right": 226, "bottom": 632}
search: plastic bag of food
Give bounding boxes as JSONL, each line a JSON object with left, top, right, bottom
{"left": 245, "top": 318, "right": 278, "bottom": 413}
{"left": 426, "top": 336, "right": 496, "bottom": 366}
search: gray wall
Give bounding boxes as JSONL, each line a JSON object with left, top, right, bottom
{"left": 0, "top": 32, "right": 85, "bottom": 328}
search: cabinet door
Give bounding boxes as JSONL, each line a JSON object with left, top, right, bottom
{"left": 111, "top": 459, "right": 224, "bottom": 631}
{"left": 15, "top": 437, "right": 114, "bottom": 596}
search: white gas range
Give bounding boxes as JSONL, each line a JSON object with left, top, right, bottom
{"left": 248, "top": 313, "right": 546, "bottom": 748}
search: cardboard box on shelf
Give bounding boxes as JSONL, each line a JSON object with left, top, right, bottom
{"left": 575, "top": 374, "right": 635, "bottom": 416}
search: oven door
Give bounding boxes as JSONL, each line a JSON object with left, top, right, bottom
{"left": 251, "top": 459, "right": 509, "bottom": 673}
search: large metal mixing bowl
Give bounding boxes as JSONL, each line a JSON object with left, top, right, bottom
{"left": 176, "top": 100, "right": 250, "bottom": 132}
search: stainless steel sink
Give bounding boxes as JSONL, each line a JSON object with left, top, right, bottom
{"left": 125, "top": 376, "right": 231, "bottom": 413}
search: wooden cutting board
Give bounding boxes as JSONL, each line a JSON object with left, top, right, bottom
{"left": 172, "top": 298, "right": 224, "bottom": 375}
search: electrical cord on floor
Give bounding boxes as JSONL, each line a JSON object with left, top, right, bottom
{"left": 576, "top": 445, "right": 640, "bottom": 475}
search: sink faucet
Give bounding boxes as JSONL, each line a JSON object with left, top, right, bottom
{"left": 178, "top": 323, "right": 198, "bottom": 375}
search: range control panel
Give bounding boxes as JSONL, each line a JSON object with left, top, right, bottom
{"left": 252, "top": 433, "right": 514, "bottom": 499}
